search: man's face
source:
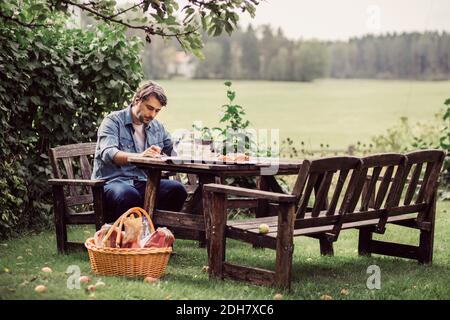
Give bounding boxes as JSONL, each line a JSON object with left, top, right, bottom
{"left": 133, "top": 95, "right": 163, "bottom": 125}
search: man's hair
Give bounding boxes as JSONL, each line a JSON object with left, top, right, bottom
{"left": 132, "top": 81, "right": 167, "bottom": 106}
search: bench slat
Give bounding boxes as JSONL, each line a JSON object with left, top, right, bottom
{"left": 404, "top": 163, "right": 422, "bottom": 205}
{"left": 223, "top": 262, "right": 275, "bottom": 287}
{"left": 374, "top": 165, "right": 394, "bottom": 209}
{"left": 296, "top": 172, "right": 318, "bottom": 218}
{"left": 416, "top": 162, "right": 433, "bottom": 204}
{"left": 62, "top": 157, "right": 78, "bottom": 197}
{"left": 227, "top": 204, "right": 425, "bottom": 234}
{"left": 51, "top": 142, "right": 96, "bottom": 158}
{"left": 327, "top": 169, "right": 349, "bottom": 216}
{"left": 312, "top": 171, "right": 334, "bottom": 217}
{"left": 361, "top": 166, "right": 381, "bottom": 211}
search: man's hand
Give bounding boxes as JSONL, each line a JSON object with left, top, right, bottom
{"left": 141, "top": 145, "right": 162, "bottom": 158}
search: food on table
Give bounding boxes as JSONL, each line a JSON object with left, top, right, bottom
{"left": 217, "top": 153, "right": 250, "bottom": 162}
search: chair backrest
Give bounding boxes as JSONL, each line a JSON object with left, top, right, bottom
{"left": 351, "top": 153, "right": 407, "bottom": 212}
{"left": 400, "top": 150, "right": 445, "bottom": 208}
{"left": 293, "top": 156, "right": 363, "bottom": 218}
{"left": 49, "top": 142, "right": 96, "bottom": 207}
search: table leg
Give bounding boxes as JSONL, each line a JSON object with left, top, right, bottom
{"left": 266, "top": 176, "right": 285, "bottom": 194}
{"left": 256, "top": 176, "right": 270, "bottom": 218}
{"left": 143, "top": 169, "right": 162, "bottom": 217}
{"left": 188, "top": 173, "right": 216, "bottom": 247}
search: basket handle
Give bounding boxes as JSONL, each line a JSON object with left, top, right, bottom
{"left": 101, "top": 207, "right": 155, "bottom": 248}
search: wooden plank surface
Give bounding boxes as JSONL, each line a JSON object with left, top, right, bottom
{"left": 222, "top": 262, "right": 275, "bottom": 287}
{"left": 128, "top": 156, "right": 302, "bottom": 176}
{"left": 153, "top": 209, "right": 205, "bottom": 231}
{"left": 50, "top": 142, "right": 96, "bottom": 159}
{"left": 204, "top": 184, "right": 297, "bottom": 202}
{"left": 48, "top": 179, "right": 105, "bottom": 187}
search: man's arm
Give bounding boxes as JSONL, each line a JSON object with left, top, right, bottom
{"left": 113, "top": 146, "right": 161, "bottom": 166}
{"left": 97, "top": 116, "right": 121, "bottom": 165}
{"left": 98, "top": 116, "right": 160, "bottom": 167}
{"left": 112, "top": 151, "right": 139, "bottom": 166}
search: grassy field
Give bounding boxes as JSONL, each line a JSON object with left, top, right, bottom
{"left": 1, "top": 200, "right": 450, "bottom": 300}
{"left": 156, "top": 79, "right": 450, "bottom": 149}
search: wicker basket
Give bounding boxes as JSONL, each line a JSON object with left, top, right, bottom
{"left": 85, "top": 207, "right": 172, "bottom": 278}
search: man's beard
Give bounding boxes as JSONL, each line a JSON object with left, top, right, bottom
{"left": 138, "top": 114, "right": 153, "bottom": 124}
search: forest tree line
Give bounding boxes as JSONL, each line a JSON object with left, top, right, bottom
{"left": 141, "top": 25, "right": 450, "bottom": 82}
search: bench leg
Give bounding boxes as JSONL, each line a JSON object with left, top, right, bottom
{"left": 358, "top": 227, "right": 373, "bottom": 257}
{"left": 418, "top": 229, "right": 434, "bottom": 264}
{"left": 92, "top": 186, "right": 105, "bottom": 231}
{"left": 319, "top": 235, "right": 334, "bottom": 256}
{"left": 193, "top": 174, "right": 216, "bottom": 248}
{"left": 274, "top": 203, "right": 295, "bottom": 289}
{"left": 418, "top": 198, "right": 436, "bottom": 264}
{"left": 52, "top": 185, "right": 68, "bottom": 254}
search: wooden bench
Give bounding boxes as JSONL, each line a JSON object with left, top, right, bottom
{"left": 203, "top": 150, "right": 445, "bottom": 289}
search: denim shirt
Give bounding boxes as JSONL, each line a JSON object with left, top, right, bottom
{"left": 91, "top": 105, "right": 174, "bottom": 184}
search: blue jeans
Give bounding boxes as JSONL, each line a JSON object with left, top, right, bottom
{"left": 103, "top": 179, "right": 188, "bottom": 222}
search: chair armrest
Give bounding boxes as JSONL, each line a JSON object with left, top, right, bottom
{"left": 48, "top": 179, "right": 106, "bottom": 187}
{"left": 203, "top": 183, "right": 297, "bottom": 203}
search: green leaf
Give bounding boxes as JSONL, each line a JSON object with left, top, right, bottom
{"left": 191, "top": 47, "right": 205, "bottom": 60}
{"left": 225, "top": 22, "right": 234, "bottom": 36}
{"left": 30, "top": 96, "right": 41, "bottom": 105}
{"left": 107, "top": 59, "right": 120, "bottom": 69}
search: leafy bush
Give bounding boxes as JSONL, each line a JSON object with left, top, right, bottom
{"left": 0, "top": 2, "right": 144, "bottom": 238}
{"left": 370, "top": 116, "right": 441, "bottom": 152}
{"left": 439, "top": 99, "right": 450, "bottom": 186}
{"left": 369, "top": 99, "right": 450, "bottom": 191}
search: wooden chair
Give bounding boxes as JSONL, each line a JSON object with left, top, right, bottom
{"left": 203, "top": 150, "right": 445, "bottom": 289}
{"left": 48, "top": 143, "right": 204, "bottom": 253}
{"left": 48, "top": 143, "right": 105, "bottom": 253}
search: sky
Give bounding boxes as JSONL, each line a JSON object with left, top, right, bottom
{"left": 238, "top": 0, "right": 450, "bottom": 41}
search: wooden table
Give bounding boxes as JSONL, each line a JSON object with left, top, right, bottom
{"left": 128, "top": 156, "right": 303, "bottom": 245}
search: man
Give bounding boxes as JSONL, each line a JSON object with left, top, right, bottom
{"left": 91, "top": 81, "right": 187, "bottom": 221}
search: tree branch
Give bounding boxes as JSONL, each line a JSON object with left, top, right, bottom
{"left": 108, "top": 1, "right": 145, "bottom": 20}
{"left": 60, "top": 0, "right": 197, "bottom": 38}
{"left": 0, "top": 10, "right": 51, "bottom": 28}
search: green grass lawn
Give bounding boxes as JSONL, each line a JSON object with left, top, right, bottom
{"left": 2, "top": 79, "right": 449, "bottom": 300}
{"left": 157, "top": 79, "right": 449, "bottom": 149}
{"left": 1, "top": 200, "right": 450, "bottom": 300}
